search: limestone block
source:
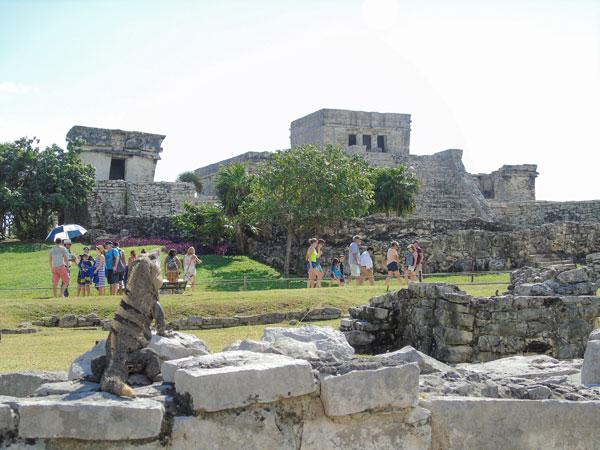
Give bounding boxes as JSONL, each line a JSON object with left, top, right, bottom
{"left": 223, "top": 339, "right": 280, "bottom": 354}
{"left": 0, "top": 403, "right": 17, "bottom": 434}
{"left": 422, "top": 396, "right": 600, "bottom": 450}
{"left": 58, "top": 314, "right": 78, "bottom": 328}
{"left": 172, "top": 351, "right": 316, "bottom": 411}
{"left": 262, "top": 326, "right": 354, "bottom": 362}
{"left": 434, "top": 327, "right": 473, "bottom": 345}
{"left": 581, "top": 340, "right": 600, "bottom": 386}
{"left": 557, "top": 267, "right": 589, "bottom": 284}
{"left": 375, "top": 346, "right": 451, "bottom": 374}
{"left": 69, "top": 340, "right": 105, "bottom": 380}
{"left": 514, "top": 283, "right": 554, "bottom": 296}
{"left": 16, "top": 396, "right": 164, "bottom": 440}
{"left": 344, "top": 330, "right": 376, "bottom": 347}
{"left": 170, "top": 408, "right": 299, "bottom": 450}
{"left": 301, "top": 408, "right": 431, "bottom": 450}
{"left": 319, "top": 364, "right": 419, "bottom": 416}
{"left": 0, "top": 372, "right": 68, "bottom": 397}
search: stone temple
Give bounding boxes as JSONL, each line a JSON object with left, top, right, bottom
{"left": 69, "top": 108, "right": 600, "bottom": 273}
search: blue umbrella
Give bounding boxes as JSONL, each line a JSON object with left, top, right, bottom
{"left": 46, "top": 224, "right": 88, "bottom": 243}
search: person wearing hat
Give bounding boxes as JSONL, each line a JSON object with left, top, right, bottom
{"left": 49, "top": 238, "right": 69, "bottom": 298}
{"left": 77, "top": 247, "right": 95, "bottom": 297}
{"left": 61, "top": 239, "right": 78, "bottom": 297}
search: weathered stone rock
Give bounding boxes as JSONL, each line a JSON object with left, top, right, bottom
{"left": 172, "top": 351, "right": 316, "bottom": 411}
{"left": 514, "top": 283, "right": 554, "bottom": 296}
{"left": 375, "top": 346, "right": 451, "bottom": 374}
{"left": 581, "top": 339, "right": 600, "bottom": 386}
{"left": 148, "top": 332, "right": 210, "bottom": 360}
{"left": 422, "top": 396, "right": 600, "bottom": 450}
{"left": 16, "top": 396, "right": 164, "bottom": 440}
{"left": 262, "top": 326, "right": 354, "bottom": 362}
{"left": 0, "top": 403, "right": 17, "bottom": 435}
{"left": 58, "top": 314, "right": 78, "bottom": 328}
{"left": 170, "top": 408, "right": 300, "bottom": 450}
{"left": 223, "top": 339, "right": 280, "bottom": 354}
{"left": 69, "top": 332, "right": 210, "bottom": 380}
{"left": 0, "top": 372, "right": 68, "bottom": 397}
{"left": 319, "top": 364, "right": 419, "bottom": 416}
{"left": 465, "top": 355, "right": 579, "bottom": 380}
{"left": 301, "top": 408, "right": 431, "bottom": 450}
{"left": 33, "top": 380, "right": 100, "bottom": 397}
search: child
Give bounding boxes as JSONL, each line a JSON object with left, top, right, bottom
{"left": 338, "top": 255, "right": 347, "bottom": 286}
{"left": 329, "top": 257, "right": 342, "bottom": 287}
{"left": 77, "top": 249, "right": 94, "bottom": 297}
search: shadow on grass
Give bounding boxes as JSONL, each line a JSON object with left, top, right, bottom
{"left": 0, "top": 241, "right": 50, "bottom": 253}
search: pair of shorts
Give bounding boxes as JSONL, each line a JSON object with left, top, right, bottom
{"left": 387, "top": 262, "right": 399, "bottom": 272}
{"left": 406, "top": 266, "right": 415, "bottom": 272}
{"left": 106, "top": 269, "right": 118, "bottom": 284}
{"left": 52, "top": 266, "right": 70, "bottom": 286}
{"left": 349, "top": 264, "right": 361, "bottom": 277}
{"left": 306, "top": 261, "right": 318, "bottom": 272}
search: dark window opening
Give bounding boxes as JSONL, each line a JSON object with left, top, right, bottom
{"left": 377, "top": 135, "right": 386, "bottom": 152}
{"left": 362, "top": 135, "right": 372, "bottom": 150}
{"left": 109, "top": 158, "right": 126, "bottom": 180}
{"left": 348, "top": 134, "right": 357, "bottom": 146}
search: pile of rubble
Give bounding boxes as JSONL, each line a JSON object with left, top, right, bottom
{"left": 507, "top": 264, "right": 598, "bottom": 296}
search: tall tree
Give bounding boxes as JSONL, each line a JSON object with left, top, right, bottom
{"left": 176, "top": 171, "right": 203, "bottom": 194}
{"left": 0, "top": 138, "right": 95, "bottom": 241}
{"left": 215, "top": 163, "right": 251, "bottom": 216}
{"left": 172, "top": 203, "right": 232, "bottom": 246}
{"left": 371, "top": 165, "right": 420, "bottom": 217}
{"left": 242, "top": 145, "right": 373, "bottom": 277}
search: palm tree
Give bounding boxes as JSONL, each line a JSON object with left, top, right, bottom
{"left": 215, "top": 163, "right": 253, "bottom": 251}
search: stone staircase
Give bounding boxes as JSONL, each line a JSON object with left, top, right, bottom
{"left": 529, "top": 253, "right": 573, "bottom": 268}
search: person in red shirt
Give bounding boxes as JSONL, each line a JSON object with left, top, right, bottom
{"left": 414, "top": 242, "right": 424, "bottom": 282}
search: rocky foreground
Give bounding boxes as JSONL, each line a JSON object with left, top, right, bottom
{"left": 2, "top": 326, "right": 600, "bottom": 449}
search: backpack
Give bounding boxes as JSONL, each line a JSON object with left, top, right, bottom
{"left": 166, "top": 257, "right": 179, "bottom": 271}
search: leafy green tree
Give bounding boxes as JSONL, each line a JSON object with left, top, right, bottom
{"left": 371, "top": 165, "right": 420, "bottom": 217}
{"left": 242, "top": 145, "right": 373, "bottom": 276}
{"left": 176, "top": 171, "right": 203, "bottom": 194}
{"left": 172, "top": 203, "right": 232, "bottom": 246}
{"left": 0, "top": 138, "right": 95, "bottom": 241}
{"left": 215, "top": 163, "right": 254, "bottom": 252}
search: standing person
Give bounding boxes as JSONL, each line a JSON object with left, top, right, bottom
{"left": 315, "top": 239, "right": 326, "bottom": 288}
{"left": 385, "top": 241, "right": 402, "bottom": 288}
{"left": 347, "top": 235, "right": 362, "bottom": 285}
{"left": 93, "top": 245, "right": 106, "bottom": 296}
{"left": 114, "top": 242, "right": 127, "bottom": 294}
{"left": 104, "top": 241, "right": 120, "bottom": 295}
{"left": 183, "top": 247, "right": 203, "bottom": 291}
{"left": 77, "top": 248, "right": 94, "bottom": 297}
{"left": 164, "top": 249, "right": 181, "bottom": 283}
{"left": 49, "top": 238, "right": 69, "bottom": 298}
{"left": 404, "top": 244, "right": 417, "bottom": 284}
{"left": 305, "top": 238, "right": 318, "bottom": 288}
{"left": 360, "top": 247, "right": 375, "bottom": 286}
{"left": 124, "top": 250, "right": 137, "bottom": 288}
{"left": 329, "top": 257, "right": 342, "bottom": 287}
{"left": 61, "top": 239, "right": 78, "bottom": 297}
{"left": 414, "top": 242, "right": 424, "bottom": 282}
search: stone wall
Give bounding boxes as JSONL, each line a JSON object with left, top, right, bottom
{"left": 342, "top": 283, "right": 600, "bottom": 362}
{"left": 194, "top": 151, "right": 273, "bottom": 196}
{"left": 250, "top": 217, "right": 600, "bottom": 275}
{"left": 491, "top": 200, "right": 600, "bottom": 228}
{"left": 473, "top": 164, "right": 538, "bottom": 202}
{"left": 290, "top": 109, "right": 411, "bottom": 155}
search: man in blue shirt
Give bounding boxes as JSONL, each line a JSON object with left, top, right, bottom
{"left": 104, "top": 241, "right": 120, "bottom": 295}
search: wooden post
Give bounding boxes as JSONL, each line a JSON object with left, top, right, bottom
{"left": 243, "top": 275, "right": 248, "bottom": 291}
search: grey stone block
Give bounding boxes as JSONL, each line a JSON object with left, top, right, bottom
{"left": 16, "top": 396, "right": 164, "bottom": 440}
{"left": 172, "top": 351, "right": 316, "bottom": 411}
{"left": 0, "top": 372, "right": 68, "bottom": 397}
{"left": 319, "top": 364, "right": 419, "bottom": 416}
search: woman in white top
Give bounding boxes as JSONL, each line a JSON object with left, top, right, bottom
{"left": 183, "top": 247, "right": 202, "bottom": 291}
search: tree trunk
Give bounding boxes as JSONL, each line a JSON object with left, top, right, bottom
{"left": 284, "top": 225, "right": 294, "bottom": 278}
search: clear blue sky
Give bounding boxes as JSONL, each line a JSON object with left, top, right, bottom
{"left": 1, "top": 0, "right": 599, "bottom": 200}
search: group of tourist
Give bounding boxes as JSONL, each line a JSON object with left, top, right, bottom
{"left": 304, "top": 235, "right": 424, "bottom": 288}
{"left": 49, "top": 238, "right": 203, "bottom": 298}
